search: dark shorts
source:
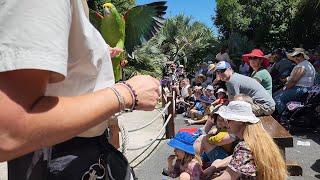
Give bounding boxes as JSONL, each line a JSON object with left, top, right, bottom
{"left": 8, "top": 132, "right": 134, "bottom": 180}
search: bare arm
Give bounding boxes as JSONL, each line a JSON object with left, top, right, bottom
{"left": 0, "top": 70, "right": 159, "bottom": 161}
{"left": 285, "top": 67, "right": 305, "bottom": 89}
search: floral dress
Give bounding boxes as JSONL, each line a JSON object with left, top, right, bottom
{"left": 228, "top": 141, "right": 257, "bottom": 180}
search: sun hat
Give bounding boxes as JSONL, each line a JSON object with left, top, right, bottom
{"left": 216, "top": 101, "right": 260, "bottom": 123}
{"left": 199, "top": 95, "right": 213, "bottom": 104}
{"left": 287, "top": 48, "right": 310, "bottom": 60}
{"left": 167, "top": 132, "right": 196, "bottom": 155}
{"left": 206, "top": 85, "right": 214, "bottom": 91}
{"left": 242, "top": 49, "right": 270, "bottom": 68}
{"left": 216, "top": 88, "right": 226, "bottom": 94}
{"left": 208, "top": 64, "right": 216, "bottom": 72}
{"left": 214, "top": 61, "right": 231, "bottom": 72}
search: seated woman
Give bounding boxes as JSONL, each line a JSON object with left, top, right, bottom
{"left": 274, "top": 48, "right": 316, "bottom": 115}
{"left": 167, "top": 132, "right": 204, "bottom": 180}
{"left": 207, "top": 101, "right": 287, "bottom": 180}
{"left": 243, "top": 49, "right": 273, "bottom": 95}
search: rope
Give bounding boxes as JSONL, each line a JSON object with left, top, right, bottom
{"left": 127, "top": 102, "right": 171, "bottom": 133}
{"left": 119, "top": 122, "right": 129, "bottom": 156}
{"left": 131, "top": 134, "right": 166, "bottom": 169}
{"left": 127, "top": 114, "right": 172, "bottom": 151}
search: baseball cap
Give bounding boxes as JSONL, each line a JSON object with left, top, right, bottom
{"left": 214, "top": 61, "right": 231, "bottom": 72}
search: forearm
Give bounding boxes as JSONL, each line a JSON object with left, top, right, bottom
{"left": 0, "top": 85, "right": 128, "bottom": 161}
{"left": 214, "top": 155, "right": 232, "bottom": 169}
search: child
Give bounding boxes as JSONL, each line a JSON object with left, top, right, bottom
{"left": 211, "top": 88, "right": 228, "bottom": 111}
{"left": 187, "top": 96, "right": 213, "bottom": 125}
{"left": 194, "top": 108, "right": 234, "bottom": 162}
{"left": 167, "top": 132, "right": 204, "bottom": 180}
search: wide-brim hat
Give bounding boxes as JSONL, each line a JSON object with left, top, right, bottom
{"left": 287, "top": 48, "right": 310, "bottom": 60}
{"left": 242, "top": 49, "right": 270, "bottom": 68}
{"left": 217, "top": 101, "right": 260, "bottom": 123}
{"left": 167, "top": 132, "right": 196, "bottom": 155}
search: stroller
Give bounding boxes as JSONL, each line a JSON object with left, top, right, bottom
{"left": 280, "top": 85, "right": 320, "bottom": 133}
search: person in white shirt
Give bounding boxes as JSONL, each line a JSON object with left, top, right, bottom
{"left": 273, "top": 48, "right": 316, "bottom": 114}
{"left": 0, "top": 0, "right": 160, "bottom": 179}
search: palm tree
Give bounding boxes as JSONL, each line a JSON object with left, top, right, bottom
{"left": 125, "top": 15, "right": 218, "bottom": 77}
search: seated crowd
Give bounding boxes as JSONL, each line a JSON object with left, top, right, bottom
{"left": 162, "top": 46, "right": 320, "bottom": 180}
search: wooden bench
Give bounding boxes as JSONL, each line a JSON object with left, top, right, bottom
{"left": 260, "top": 116, "right": 303, "bottom": 176}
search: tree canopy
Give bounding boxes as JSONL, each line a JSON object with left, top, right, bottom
{"left": 214, "top": 0, "right": 320, "bottom": 50}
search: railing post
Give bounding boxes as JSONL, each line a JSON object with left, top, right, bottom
{"left": 161, "top": 85, "right": 166, "bottom": 108}
{"left": 165, "top": 91, "right": 175, "bottom": 139}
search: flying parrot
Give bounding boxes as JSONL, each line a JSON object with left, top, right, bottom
{"left": 88, "top": 1, "right": 167, "bottom": 82}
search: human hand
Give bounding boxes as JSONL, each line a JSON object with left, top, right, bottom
{"left": 109, "top": 47, "right": 123, "bottom": 58}
{"left": 125, "top": 75, "right": 160, "bottom": 111}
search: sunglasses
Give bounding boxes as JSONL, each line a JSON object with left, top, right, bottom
{"left": 249, "top": 57, "right": 261, "bottom": 60}
{"left": 215, "top": 69, "right": 227, "bottom": 73}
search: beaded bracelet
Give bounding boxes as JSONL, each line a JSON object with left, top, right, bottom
{"left": 109, "top": 87, "right": 126, "bottom": 116}
{"left": 118, "top": 81, "right": 138, "bottom": 111}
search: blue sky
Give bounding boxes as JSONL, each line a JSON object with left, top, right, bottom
{"left": 136, "top": 0, "right": 218, "bottom": 35}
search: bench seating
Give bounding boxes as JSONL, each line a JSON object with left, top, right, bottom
{"left": 260, "top": 116, "right": 303, "bottom": 176}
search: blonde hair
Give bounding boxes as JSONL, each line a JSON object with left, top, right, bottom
{"left": 243, "top": 122, "right": 287, "bottom": 180}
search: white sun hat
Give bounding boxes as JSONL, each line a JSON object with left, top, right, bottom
{"left": 217, "top": 101, "right": 260, "bottom": 123}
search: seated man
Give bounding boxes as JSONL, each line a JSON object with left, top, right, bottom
{"left": 214, "top": 61, "right": 275, "bottom": 116}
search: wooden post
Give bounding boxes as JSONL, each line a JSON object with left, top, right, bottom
{"left": 161, "top": 85, "right": 166, "bottom": 108}
{"left": 165, "top": 92, "right": 175, "bottom": 139}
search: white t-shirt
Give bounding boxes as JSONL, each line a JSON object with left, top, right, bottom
{"left": 290, "top": 60, "right": 315, "bottom": 87}
{"left": 0, "top": 0, "right": 115, "bottom": 137}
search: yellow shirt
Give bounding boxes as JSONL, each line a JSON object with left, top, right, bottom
{"left": 207, "top": 129, "right": 233, "bottom": 153}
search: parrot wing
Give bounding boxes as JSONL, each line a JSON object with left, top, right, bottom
{"left": 124, "top": 1, "right": 167, "bottom": 55}
{"left": 89, "top": 9, "right": 103, "bottom": 30}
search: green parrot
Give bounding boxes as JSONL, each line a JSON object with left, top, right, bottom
{"left": 88, "top": 1, "right": 167, "bottom": 82}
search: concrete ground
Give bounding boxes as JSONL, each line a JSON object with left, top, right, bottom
{"left": 1, "top": 111, "right": 319, "bottom": 180}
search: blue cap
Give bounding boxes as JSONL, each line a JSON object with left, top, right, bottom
{"left": 167, "top": 132, "right": 196, "bottom": 155}
{"left": 214, "top": 61, "right": 231, "bottom": 71}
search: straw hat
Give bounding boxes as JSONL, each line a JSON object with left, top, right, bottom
{"left": 208, "top": 64, "right": 216, "bottom": 72}
{"left": 287, "top": 48, "right": 310, "bottom": 60}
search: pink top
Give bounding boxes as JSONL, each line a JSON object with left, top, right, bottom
{"left": 169, "top": 159, "right": 204, "bottom": 180}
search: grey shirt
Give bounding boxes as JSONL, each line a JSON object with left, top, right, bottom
{"left": 226, "top": 73, "right": 275, "bottom": 107}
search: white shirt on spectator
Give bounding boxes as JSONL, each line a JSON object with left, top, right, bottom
{"left": 290, "top": 60, "right": 316, "bottom": 87}
{"left": 0, "top": 0, "right": 114, "bottom": 137}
